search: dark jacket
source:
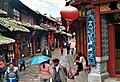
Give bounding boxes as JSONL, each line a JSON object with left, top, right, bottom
{"left": 42, "top": 49, "right": 52, "bottom": 58}
{"left": 52, "top": 64, "right": 67, "bottom": 82}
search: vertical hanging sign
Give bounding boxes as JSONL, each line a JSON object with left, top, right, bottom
{"left": 86, "top": 12, "right": 96, "bottom": 65}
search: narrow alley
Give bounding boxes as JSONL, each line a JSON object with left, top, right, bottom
{"left": 19, "top": 48, "right": 76, "bottom": 82}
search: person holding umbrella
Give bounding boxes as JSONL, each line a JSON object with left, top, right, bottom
{"left": 39, "top": 60, "right": 53, "bottom": 82}
{"left": 29, "top": 55, "right": 52, "bottom": 82}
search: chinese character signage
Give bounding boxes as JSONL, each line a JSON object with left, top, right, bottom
{"left": 109, "top": 12, "right": 120, "bottom": 24}
{"left": 86, "top": 13, "right": 96, "bottom": 65}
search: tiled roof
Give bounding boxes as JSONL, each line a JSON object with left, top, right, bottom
{"left": 0, "top": 35, "right": 15, "bottom": 45}
{"left": 0, "top": 17, "right": 30, "bottom": 32}
{"left": 0, "top": 9, "right": 7, "bottom": 15}
{"left": 11, "top": 20, "right": 47, "bottom": 31}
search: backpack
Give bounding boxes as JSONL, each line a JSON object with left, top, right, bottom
{"left": 0, "top": 61, "right": 5, "bottom": 68}
{"left": 0, "top": 57, "right": 7, "bottom": 73}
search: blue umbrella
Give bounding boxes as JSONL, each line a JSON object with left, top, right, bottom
{"left": 29, "top": 55, "right": 50, "bottom": 65}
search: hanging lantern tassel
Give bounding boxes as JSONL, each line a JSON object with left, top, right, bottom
{"left": 66, "top": 21, "right": 73, "bottom": 31}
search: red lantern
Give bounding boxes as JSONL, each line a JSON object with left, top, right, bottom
{"left": 60, "top": 5, "right": 79, "bottom": 21}
{"left": 60, "top": 5, "right": 79, "bottom": 31}
{"left": 48, "top": 39, "right": 50, "bottom": 43}
{"left": 48, "top": 35, "right": 50, "bottom": 39}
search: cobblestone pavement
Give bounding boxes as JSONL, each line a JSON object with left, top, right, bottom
{"left": 19, "top": 48, "right": 75, "bottom": 82}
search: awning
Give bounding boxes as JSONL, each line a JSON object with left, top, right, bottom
{"left": 33, "top": 25, "right": 47, "bottom": 30}
{"left": 40, "top": 23, "right": 56, "bottom": 31}
{"left": 60, "top": 31, "right": 67, "bottom": 35}
{"left": 60, "top": 26, "right": 66, "bottom": 30}
{"left": 0, "top": 35, "right": 15, "bottom": 45}
{"left": 0, "top": 17, "right": 30, "bottom": 32}
{"left": 48, "top": 27, "right": 56, "bottom": 31}
{"left": 0, "top": 9, "right": 8, "bottom": 15}
{"left": 55, "top": 30, "right": 60, "bottom": 33}
{"left": 67, "top": 33, "right": 72, "bottom": 37}
{"left": 60, "top": 31, "right": 72, "bottom": 36}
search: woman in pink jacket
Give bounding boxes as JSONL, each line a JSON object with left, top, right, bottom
{"left": 39, "top": 61, "right": 53, "bottom": 82}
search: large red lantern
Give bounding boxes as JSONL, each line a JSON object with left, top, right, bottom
{"left": 60, "top": 5, "right": 79, "bottom": 31}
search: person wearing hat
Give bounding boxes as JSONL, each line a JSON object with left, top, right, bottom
{"left": 5, "top": 62, "right": 19, "bottom": 82}
{"left": 52, "top": 58, "right": 67, "bottom": 82}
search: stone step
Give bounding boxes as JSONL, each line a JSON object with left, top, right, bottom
{"left": 74, "top": 71, "right": 88, "bottom": 82}
{"left": 104, "top": 78, "right": 120, "bottom": 82}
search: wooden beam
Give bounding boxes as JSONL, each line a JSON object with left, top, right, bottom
{"left": 92, "top": 0, "right": 119, "bottom": 5}
{"left": 70, "top": 0, "right": 83, "bottom": 6}
{"left": 100, "top": 9, "right": 120, "bottom": 14}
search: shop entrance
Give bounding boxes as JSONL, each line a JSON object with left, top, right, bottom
{"left": 115, "top": 24, "right": 120, "bottom": 74}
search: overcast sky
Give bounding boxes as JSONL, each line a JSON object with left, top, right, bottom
{"left": 20, "top": 0, "right": 66, "bottom": 18}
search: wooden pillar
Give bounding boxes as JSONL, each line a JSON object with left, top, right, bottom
{"left": 14, "top": 43, "right": 18, "bottom": 66}
{"left": 33, "top": 37, "right": 36, "bottom": 55}
{"left": 80, "top": 27, "right": 83, "bottom": 53}
{"left": 76, "top": 30, "right": 78, "bottom": 53}
{"left": 83, "top": 26, "right": 87, "bottom": 56}
{"left": 79, "top": 27, "right": 81, "bottom": 53}
{"left": 108, "top": 24, "right": 116, "bottom": 76}
{"left": 95, "top": 5, "right": 102, "bottom": 57}
{"left": 88, "top": 5, "right": 109, "bottom": 82}
{"left": 20, "top": 33, "right": 23, "bottom": 57}
{"left": 28, "top": 36, "right": 31, "bottom": 56}
{"left": 76, "top": 28, "right": 80, "bottom": 53}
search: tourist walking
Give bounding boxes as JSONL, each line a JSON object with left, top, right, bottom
{"left": 67, "top": 43, "right": 70, "bottom": 55}
{"left": 52, "top": 58, "right": 67, "bottom": 82}
{"left": 39, "top": 61, "right": 53, "bottom": 82}
{"left": 60, "top": 46, "right": 63, "bottom": 55}
{"left": 5, "top": 62, "right": 19, "bottom": 82}
{"left": 19, "top": 54, "right": 26, "bottom": 72}
{"left": 42, "top": 48, "right": 52, "bottom": 58}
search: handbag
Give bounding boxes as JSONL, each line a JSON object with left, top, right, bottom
{"left": 68, "top": 64, "right": 78, "bottom": 79}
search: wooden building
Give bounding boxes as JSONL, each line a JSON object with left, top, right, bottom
{"left": 67, "top": 0, "right": 120, "bottom": 82}
{"left": 0, "top": 0, "right": 63, "bottom": 65}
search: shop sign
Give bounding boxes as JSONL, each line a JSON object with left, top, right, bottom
{"left": 109, "top": 12, "right": 120, "bottom": 24}
{"left": 100, "top": 3, "right": 110, "bottom": 12}
{"left": 86, "top": 13, "right": 96, "bottom": 65}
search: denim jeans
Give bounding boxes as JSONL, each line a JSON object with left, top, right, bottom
{"left": 40, "top": 78, "right": 50, "bottom": 82}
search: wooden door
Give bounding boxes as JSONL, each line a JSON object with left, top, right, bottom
{"left": 115, "top": 25, "right": 120, "bottom": 74}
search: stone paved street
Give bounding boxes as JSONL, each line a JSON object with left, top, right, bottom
{"left": 19, "top": 48, "right": 75, "bottom": 82}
